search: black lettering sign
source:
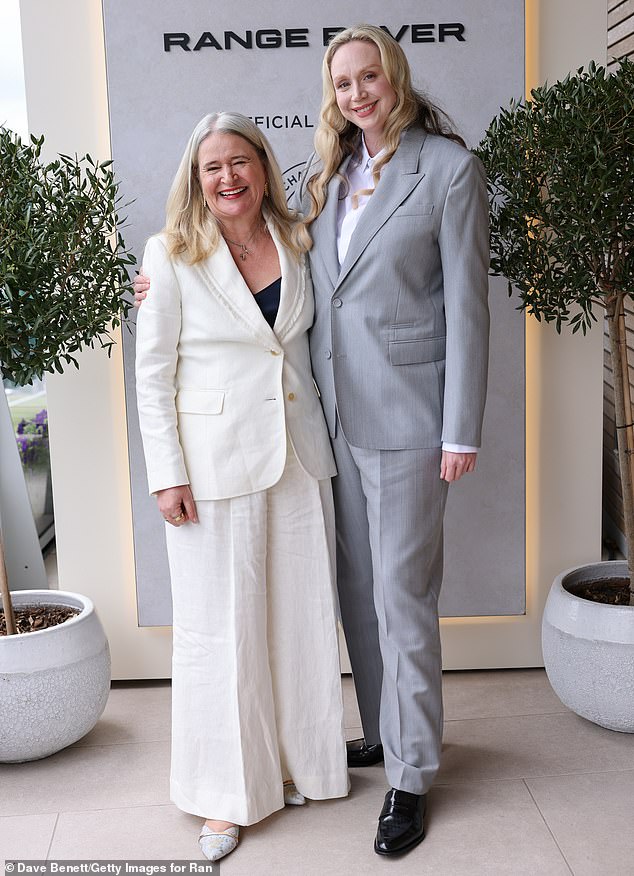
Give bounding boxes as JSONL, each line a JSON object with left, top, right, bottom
{"left": 255, "top": 29, "right": 283, "bottom": 49}
{"left": 164, "top": 24, "right": 468, "bottom": 52}
{"left": 194, "top": 32, "right": 223, "bottom": 51}
{"left": 412, "top": 24, "right": 435, "bottom": 43}
{"left": 380, "top": 24, "right": 409, "bottom": 43}
{"left": 224, "top": 31, "right": 253, "bottom": 50}
{"left": 285, "top": 28, "right": 309, "bottom": 47}
{"left": 439, "top": 23, "right": 465, "bottom": 41}
{"left": 323, "top": 27, "right": 345, "bottom": 46}
{"left": 164, "top": 33, "right": 190, "bottom": 51}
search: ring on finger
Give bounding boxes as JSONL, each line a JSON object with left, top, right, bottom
{"left": 171, "top": 512, "right": 185, "bottom": 522}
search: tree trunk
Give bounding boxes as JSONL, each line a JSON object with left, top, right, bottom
{"left": 0, "top": 532, "right": 17, "bottom": 635}
{"left": 607, "top": 299, "right": 634, "bottom": 598}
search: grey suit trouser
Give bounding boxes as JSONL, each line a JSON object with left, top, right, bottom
{"left": 331, "top": 421, "right": 449, "bottom": 795}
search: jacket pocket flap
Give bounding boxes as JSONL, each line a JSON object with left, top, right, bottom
{"left": 388, "top": 336, "right": 446, "bottom": 366}
{"left": 393, "top": 203, "right": 434, "bottom": 217}
{"left": 175, "top": 389, "right": 225, "bottom": 414}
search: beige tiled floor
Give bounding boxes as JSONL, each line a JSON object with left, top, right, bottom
{"left": 2, "top": 671, "right": 634, "bottom": 875}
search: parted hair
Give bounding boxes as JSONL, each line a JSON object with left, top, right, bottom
{"left": 164, "top": 112, "right": 303, "bottom": 263}
{"left": 294, "top": 24, "right": 464, "bottom": 251}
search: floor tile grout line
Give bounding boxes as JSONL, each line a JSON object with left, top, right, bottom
{"left": 45, "top": 812, "right": 60, "bottom": 862}
{"left": 4, "top": 802, "right": 176, "bottom": 820}
{"left": 522, "top": 778, "right": 576, "bottom": 876}
{"left": 69, "top": 738, "right": 171, "bottom": 749}
{"left": 434, "top": 765, "right": 634, "bottom": 787}
{"left": 443, "top": 709, "right": 571, "bottom": 722}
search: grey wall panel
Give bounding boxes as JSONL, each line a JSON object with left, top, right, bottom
{"left": 102, "top": 0, "right": 526, "bottom": 624}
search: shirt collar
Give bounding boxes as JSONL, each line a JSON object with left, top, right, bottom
{"left": 351, "top": 136, "right": 386, "bottom": 174}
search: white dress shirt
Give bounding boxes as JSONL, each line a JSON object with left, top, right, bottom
{"left": 335, "top": 137, "right": 478, "bottom": 456}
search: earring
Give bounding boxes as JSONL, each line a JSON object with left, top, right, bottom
{"left": 264, "top": 181, "right": 269, "bottom": 197}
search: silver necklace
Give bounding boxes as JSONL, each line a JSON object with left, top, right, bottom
{"left": 222, "top": 223, "right": 263, "bottom": 261}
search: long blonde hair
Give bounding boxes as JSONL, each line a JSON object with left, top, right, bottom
{"left": 165, "top": 112, "right": 303, "bottom": 263}
{"left": 295, "top": 24, "right": 464, "bottom": 251}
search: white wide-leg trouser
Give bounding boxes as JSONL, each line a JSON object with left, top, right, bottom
{"left": 165, "top": 446, "right": 349, "bottom": 825}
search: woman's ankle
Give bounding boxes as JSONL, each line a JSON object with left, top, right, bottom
{"left": 203, "top": 819, "right": 236, "bottom": 832}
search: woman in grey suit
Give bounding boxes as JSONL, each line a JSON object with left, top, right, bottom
{"left": 292, "top": 24, "right": 490, "bottom": 857}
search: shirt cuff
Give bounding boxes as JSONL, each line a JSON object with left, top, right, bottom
{"left": 442, "top": 443, "right": 479, "bottom": 454}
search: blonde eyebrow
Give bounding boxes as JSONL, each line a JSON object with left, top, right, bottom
{"left": 333, "top": 64, "right": 381, "bottom": 83}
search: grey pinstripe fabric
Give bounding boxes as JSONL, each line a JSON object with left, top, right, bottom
{"left": 294, "top": 125, "right": 489, "bottom": 793}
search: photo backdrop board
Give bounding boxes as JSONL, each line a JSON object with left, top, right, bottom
{"left": 102, "top": 0, "right": 525, "bottom": 624}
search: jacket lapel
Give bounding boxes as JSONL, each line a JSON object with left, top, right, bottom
{"left": 271, "top": 225, "right": 305, "bottom": 341}
{"left": 195, "top": 224, "right": 303, "bottom": 347}
{"left": 336, "top": 128, "right": 427, "bottom": 290}
{"left": 310, "top": 154, "right": 352, "bottom": 290}
{"left": 196, "top": 236, "right": 278, "bottom": 348}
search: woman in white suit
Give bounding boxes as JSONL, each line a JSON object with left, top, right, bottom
{"left": 135, "top": 112, "right": 348, "bottom": 863}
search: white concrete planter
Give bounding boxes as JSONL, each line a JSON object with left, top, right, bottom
{"left": 542, "top": 561, "right": 634, "bottom": 732}
{"left": 0, "top": 590, "right": 111, "bottom": 762}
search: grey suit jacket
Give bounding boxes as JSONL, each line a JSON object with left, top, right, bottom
{"left": 295, "top": 126, "right": 490, "bottom": 450}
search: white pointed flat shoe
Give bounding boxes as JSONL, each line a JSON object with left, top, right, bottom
{"left": 283, "top": 780, "right": 306, "bottom": 806}
{"left": 198, "top": 824, "right": 240, "bottom": 862}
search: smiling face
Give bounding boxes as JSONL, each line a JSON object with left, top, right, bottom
{"left": 329, "top": 39, "right": 398, "bottom": 154}
{"left": 197, "top": 131, "right": 267, "bottom": 230}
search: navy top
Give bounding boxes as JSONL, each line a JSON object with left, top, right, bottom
{"left": 253, "top": 277, "right": 281, "bottom": 329}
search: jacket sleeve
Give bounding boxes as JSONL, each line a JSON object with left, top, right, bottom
{"left": 439, "top": 152, "right": 490, "bottom": 447}
{"left": 135, "top": 235, "right": 189, "bottom": 494}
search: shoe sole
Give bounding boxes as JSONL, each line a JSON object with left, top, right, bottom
{"left": 373, "top": 830, "right": 425, "bottom": 856}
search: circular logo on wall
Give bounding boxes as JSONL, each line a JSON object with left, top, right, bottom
{"left": 283, "top": 162, "right": 307, "bottom": 202}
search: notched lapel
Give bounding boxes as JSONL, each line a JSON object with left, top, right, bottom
{"left": 196, "top": 239, "right": 279, "bottom": 347}
{"left": 271, "top": 226, "right": 305, "bottom": 341}
{"left": 310, "top": 156, "right": 351, "bottom": 290}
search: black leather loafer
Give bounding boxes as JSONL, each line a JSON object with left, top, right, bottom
{"left": 374, "top": 788, "right": 426, "bottom": 856}
{"left": 346, "top": 738, "right": 384, "bottom": 767}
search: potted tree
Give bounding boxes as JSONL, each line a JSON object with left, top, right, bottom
{"left": 475, "top": 59, "right": 634, "bottom": 731}
{"left": 0, "top": 128, "right": 135, "bottom": 760}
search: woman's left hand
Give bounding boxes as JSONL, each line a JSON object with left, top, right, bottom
{"left": 155, "top": 485, "right": 199, "bottom": 525}
{"left": 440, "top": 451, "right": 477, "bottom": 483}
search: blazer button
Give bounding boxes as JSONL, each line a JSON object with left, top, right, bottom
{"left": 270, "top": 349, "right": 281, "bottom": 355}
{"left": 332, "top": 298, "right": 342, "bottom": 308}
{"left": 287, "top": 392, "right": 295, "bottom": 401}
{"left": 325, "top": 350, "right": 332, "bottom": 359}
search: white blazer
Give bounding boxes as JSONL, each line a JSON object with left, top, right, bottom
{"left": 135, "top": 226, "right": 336, "bottom": 500}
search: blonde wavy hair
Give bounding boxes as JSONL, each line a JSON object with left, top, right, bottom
{"left": 295, "top": 24, "right": 464, "bottom": 251}
{"left": 164, "top": 112, "right": 303, "bottom": 263}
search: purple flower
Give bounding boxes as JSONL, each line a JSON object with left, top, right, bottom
{"left": 14, "top": 409, "right": 49, "bottom": 466}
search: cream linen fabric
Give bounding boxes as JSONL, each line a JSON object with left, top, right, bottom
{"left": 135, "top": 227, "right": 336, "bottom": 499}
{"left": 166, "top": 445, "right": 349, "bottom": 825}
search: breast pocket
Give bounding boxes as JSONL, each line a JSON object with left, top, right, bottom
{"left": 392, "top": 202, "right": 435, "bottom": 218}
{"left": 175, "top": 389, "right": 225, "bottom": 414}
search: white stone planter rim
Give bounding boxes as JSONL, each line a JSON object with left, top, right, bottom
{"left": 550, "top": 561, "right": 634, "bottom": 644}
{"left": 6, "top": 590, "right": 94, "bottom": 631}
{"left": 2, "top": 590, "right": 104, "bottom": 672}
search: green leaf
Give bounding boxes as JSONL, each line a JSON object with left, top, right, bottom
{"left": 0, "top": 126, "right": 137, "bottom": 385}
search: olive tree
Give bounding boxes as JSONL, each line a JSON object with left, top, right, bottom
{"left": 474, "top": 60, "right": 634, "bottom": 588}
{"left": 0, "top": 128, "right": 135, "bottom": 633}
